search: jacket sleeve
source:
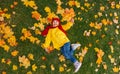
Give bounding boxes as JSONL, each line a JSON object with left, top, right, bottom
{"left": 42, "top": 32, "right": 51, "bottom": 48}
{"left": 62, "top": 22, "right": 73, "bottom": 31}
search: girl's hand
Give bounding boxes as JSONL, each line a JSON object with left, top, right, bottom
{"left": 70, "top": 18, "right": 74, "bottom": 23}
{"left": 45, "top": 48, "right": 51, "bottom": 53}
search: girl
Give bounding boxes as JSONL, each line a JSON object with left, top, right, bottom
{"left": 41, "top": 17, "right": 82, "bottom": 73}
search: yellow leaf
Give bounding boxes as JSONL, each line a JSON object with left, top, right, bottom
{"left": 113, "top": 66, "right": 119, "bottom": 72}
{"left": 32, "top": 64, "right": 37, "bottom": 71}
{"left": 75, "top": 1, "right": 80, "bottom": 8}
{"left": 59, "top": 66, "right": 64, "bottom": 72}
{"left": 100, "top": 6, "right": 105, "bottom": 11}
{"left": 28, "top": 53, "right": 34, "bottom": 60}
{"left": 96, "top": 58, "right": 102, "bottom": 65}
{"left": 2, "top": 71, "right": 6, "bottom": 74}
{"left": 59, "top": 55, "right": 65, "bottom": 62}
{"left": 91, "top": 31, "right": 96, "bottom": 36}
{"left": 103, "top": 64, "right": 107, "bottom": 70}
{"left": 7, "top": 36, "right": 18, "bottom": 46}
{"left": 84, "top": 2, "right": 90, "bottom": 8}
{"left": 28, "top": 1, "right": 36, "bottom": 8}
{"left": 20, "top": 36, "right": 26, "bottom": 41}
{"left": 0, "top": 39, "right": 5, "bottom": 46}
{"left": 56, "top": 0, "right": 62, "bottom": 6}
{"left": 6, "top": 59, "right": 11, "bottom": 65}
{"left": 11, "top": 50, "right": 19, "bottom": 57}
{"left": 13, "top": 65, "right": 18, "bottom": 70}
{"left": 28, "top": 36, "right": 37, "bottom": 43}
{"left": 5, "top": 14, "right": 11, "bottom": 19}
{"left": 56, "top": 6, "right": 64, "bottom": 15}
{"left": 19, "top": 55, "right": 31, "bottom": 68}
{"left": 89, "top": 22, "right": 95, "bottom": 27}
{"left": 44, "top": 6, "right": 51, "bottom": 13}
{"left": 101, "top": 19, "right": 108, "bottom": 25}
{"left": 115, "top": 29, "right": 119, "bottom": 35}
{"left": 110, "top": 45, "right": 114, "bottom": 53}
{"left": 51, "top": 64, "right": 55, "bottom": 71}
{"left": 66, "top": 69, "right": 71, "bottom": 72}
{"left": 2, "top": 45, "right": 10, "bottom": 52}
{"left": 26, "top": 71, "right": 32, "bottom": 74}
{"left": 40, "top": 65, "right": 46, "bottom": 69}
{"left": 94, "top": 47, "right": 99, "bottom": 52}
{"left": 1, "top": 58, "right": 6, "bottom": 63}
{"left": 32, "top": 11, "right": 41, "bottom": 20}
{"left": 68, "top": 1, "right": 75, "bottom": 7}
{"left": 38, "top": 23, "right": 44, "bottom": 31}
{"left": 79, "top": 56, "right": 83, "bottom": 62}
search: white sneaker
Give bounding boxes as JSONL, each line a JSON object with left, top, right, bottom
{"left": 71, "top": 44, "right": 81, "bottom": 51}
{"left": 74, "top": 61, "right": 82, "bottom": 73}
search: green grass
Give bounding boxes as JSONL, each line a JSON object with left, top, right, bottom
{"left": 0, "top": 0, "right": 120, "bottom": 74}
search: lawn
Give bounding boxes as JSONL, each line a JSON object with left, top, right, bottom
{"left": 0, "top": 0, "right": 120, "bottom": 74}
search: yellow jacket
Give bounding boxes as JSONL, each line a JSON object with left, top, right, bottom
{"left": 42, "top": 22, "right": 73, "bottom": 50}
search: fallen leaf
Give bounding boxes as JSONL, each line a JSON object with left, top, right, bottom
{"left": 28, "top": 53, "right": 34, "bottom": 60}
{"left": 51, "top": 64, "right": 55, "bottom": 71}
{"left": 32, "top": 64, "right": 37, "bottom": 71}
{"left": 13, "top": 65, "right": 18, "bottom": 70}
{"left": 11, "top": 50, "right": 19, "bottom": 57}
{"left": 59, "top": 66, "right": 64, "bottom": 72}
{"left": 40, "top": 65, "right": 46, "bottom": 69}
{"left": 113, "top": 66, "right": 119, "bottom": 72}
{"left": 59, "top": 55, "right": 65, "bottom": 62}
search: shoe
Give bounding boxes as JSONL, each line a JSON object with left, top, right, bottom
{"left": 71, "top": 44, "right": 81, "bottom": 51}
{"left": 74, "top": 61, "right": 82, "bottom": 73}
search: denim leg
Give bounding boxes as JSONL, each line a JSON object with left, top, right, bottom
{"left": 61, "top": 42, "right": 77, "bottom": 63}
{"left": 70, "top": 46, "right": 74, "bottom": 55}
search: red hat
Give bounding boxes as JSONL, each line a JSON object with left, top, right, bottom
{"left": 51, "top": 18, "right": 60, "bottom": 25}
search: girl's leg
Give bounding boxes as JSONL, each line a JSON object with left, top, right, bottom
{"left": 61, "top": 42, "right": 77, "bottom": 63}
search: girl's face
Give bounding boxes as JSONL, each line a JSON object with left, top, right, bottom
{"left": 52, "top": 20, "right": 59, "bottom": 27}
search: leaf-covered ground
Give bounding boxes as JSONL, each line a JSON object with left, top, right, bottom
{"left": 0, "top": 0, "right": 120, "bottom": 74}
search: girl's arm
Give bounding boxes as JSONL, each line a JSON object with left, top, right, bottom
{"left": 62, "top": 18, "right": 74, "bottom": 31}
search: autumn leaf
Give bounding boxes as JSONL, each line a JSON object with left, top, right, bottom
{"left": 19, "top": 55, "right": 31, "bottom": 68}
{"left": 59, "top": 66, "right": 64, "bottom": 72}
{"left": 59, "top": 55, "right": 65, "bottom": 62}
{"left": 21, "top": 0, "right": 37, "bottom": 9}
{"left": 7, "top": 36, "right": 18, "bottom": 46}
{"left": 26, "top": 71, "right": 32, "bottom": 74}
{"left": 11, "top": 50, "right": 19, "bottom": 57}
{"left": 32, "top": 64, "right": 37, "bottom": 71}
{"left": 41, "top": 56, "right": 46, "bottom": 61}
{"left": 113, "top": 66, "right": 119, "bottom": 72}
{"left": 51, "top": 64, "right": 55, "bottom": 71}
{"left": 103, "top": 64, "right": 107, "bottom": 70}
{"left": 1, "top": 58, "right": 6, "bottom": 63}
{"left": 6, "top": 59, "right": 11, "bottom": 65}
{"left": 56, "top": 6, "right": 64, "bottom": 15}
{"left": 13, "top": 65, "right": 18, "bottom": 70}
{"left": 2, "top": 71, "right": 6, "bottom": 74}
{"left": 44, "top": 6, "right": 51, "bottom": 13}
{"left": 95, "top": 48, "right": 104, "bottom": 65}
{"left": 40, "top": 65, "right": 46, "bottom": 69}
{"left": 100, "top": 6, "right": 105, "bottom": 11}
{"left": 27, "top": 36, "right": 38, "bottom": 43}
{"left": 35, "top": 29, "right": 41, "bottom": 35}
{"left": 56, "top": 0, "right": 62, "bottom": 6}
{"left": 32, "top": 11, "right": 41, "bottom": 20}
{"left": 28, "top": 53, "right": 34, "bottom": 60}
{"left": 2, "top": 44, "right": 10, "bottom": 52}
{"left": 62, "top": 8, "right": 75, "bottom": 22}
{"left": 89, "top": 22, "right": 95, "bottom": 27}
{"left": 0, "top": 39, "right": 5, "bottom": 46}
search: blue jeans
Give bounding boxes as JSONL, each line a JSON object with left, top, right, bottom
{"left": 60, "top": 42, "right": 77, "bottom": 63}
